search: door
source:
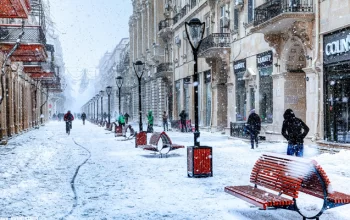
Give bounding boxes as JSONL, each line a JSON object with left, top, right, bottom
{"left": 326, "top": 74, "right": 350, "bottom": 142}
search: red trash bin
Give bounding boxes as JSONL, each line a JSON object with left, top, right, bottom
{"left": 135, "top": 131, "right": 147, "bottom": 148}
{"left": 187, "top": 146, "right": 213, "bottom": 178}
{"left": 115, "top": 125, "right": 123, "bottom": 137}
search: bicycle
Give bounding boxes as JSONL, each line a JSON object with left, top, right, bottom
{"left": 66, "top": 121, "right": 72, "bottom": 135}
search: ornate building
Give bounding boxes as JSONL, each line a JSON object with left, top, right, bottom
{"left": 0, "top": 0, "right": 62, "bottom": 144}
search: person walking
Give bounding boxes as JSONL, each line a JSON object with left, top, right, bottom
{"left": 281, "top": 109, "right": 309, "bottom": 157}
{"left": 81, "top": 112, "right": 86, "bottom": 125}
{"left": 146, "top": 110, "right": 154, "bottom": 133}
{"left": 246, "top": 109, "right": 261, "bottom": 149}
{"left": 124, "top": 112, "right": 130, "bottom": 124}
{"left": 179, "top": 110, "right": 187, "bottom": 132}
{"left": 118, "top": 114, "right": 125, "bottom": 127}
{"left": 162, "top": 111, "right": 168, "bottom": 131}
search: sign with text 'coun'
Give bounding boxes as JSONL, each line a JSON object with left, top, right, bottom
{"left": 324, "top": 27, "right": 350, "bottom": 64}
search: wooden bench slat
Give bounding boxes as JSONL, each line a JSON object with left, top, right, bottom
{"left": 328, "top": 192, "right": 350, "bottom": 204}
{"left": 225, "top": 185, "right": 294, "bottom": 209}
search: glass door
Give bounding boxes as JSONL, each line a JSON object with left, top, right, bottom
{"left": 326, "top": 73, "right": 350, "bottom": 142}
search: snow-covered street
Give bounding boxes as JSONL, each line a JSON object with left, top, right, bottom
{"left": 1, "top": 120, "right": 350, "bottom": 219}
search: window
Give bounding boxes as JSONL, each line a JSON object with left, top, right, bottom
{"left": 259, "top": 67, "right": 273, "bottom": 123}
{"left": 219, "top": 5, "right": 229, "bottom": 33}
{"left": 236, "top": 73, "right": 246, "bottom": 121}
{"left": 205, "top": 14, "right": 210, "bottom": 37}
{"left": 234, "top": 9, "right": 239, "bottom": 31}
{"left": 190, "top": 0, "right": 196, "bottom": 9}
{"left": 248, "top": 0, "right": 254, "bottom": 23}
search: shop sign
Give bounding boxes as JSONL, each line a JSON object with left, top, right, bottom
{"left": 324, "top": 28, "right": 350, "bottom": 64}
{"left": 234, "top": 59, "right": 246, "bottom": 73}
{"left": 257, "top": 51, "right": 273, "bottom": 68}
{"left": 183, "top": 76, "right": 191, "bottom": 84}
{"left": 204, "top": 70, "right": 211, "bottom": 84}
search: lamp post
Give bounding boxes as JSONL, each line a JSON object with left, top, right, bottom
{"left": 185, "top": 18, "right": 205, "bottom": 147}
{"left": 96, "top": 94, "right": 99, "bottom": 123}
{"left": 99, "top": 90, "right": 104, "bottom": 123}
{"left": 106, "top": 86, "right": 112, "bottom": 125}
{"left": 185, "top": 18, "right": 212, "bottom": 178}
{"left": 133, "top": 60, "right": 145, "bottom": 132}
{"left": 116, "top": 76, "right": 123, "bottom": 115}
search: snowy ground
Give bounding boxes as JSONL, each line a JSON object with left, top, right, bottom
{"left": 1, "top": 120, "right": 350, "bottom": 220}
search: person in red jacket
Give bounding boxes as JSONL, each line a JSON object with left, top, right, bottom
{"left": 64, "top": 110, "right": 74, "bottom": 122}
{"left": 64, "top": 110, "right": 74, "bottom": 133}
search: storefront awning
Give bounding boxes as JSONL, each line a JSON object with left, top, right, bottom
{"left": 243, "top": 68, "right": 256, "bottom": 80}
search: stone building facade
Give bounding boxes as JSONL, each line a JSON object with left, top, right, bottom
{"left": 128, "top": 0, "right": 174, "bottom": 127}
{"left": 0, "top": 0, "right": 63, "bottom": 144}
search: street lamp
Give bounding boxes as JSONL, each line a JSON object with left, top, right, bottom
{"left": 106, "top": 86, "right": 112, "bottom": 125}
{"left": 116, "top": 76, "right": 123, "bottom": 115}
{"left": 185, "top": 18, "right": 205, "bottom": 147}
{"left": 133, "top": 60, "right": 145, "bottom": 132}
{"left": 185, "top": 18, "right": 212, "bottom": 178}
{"left": 99, "top": 90, "right": 104, "bottom": 123}
{"left": 95, "top": 94, "right": 99, "bottom": 123}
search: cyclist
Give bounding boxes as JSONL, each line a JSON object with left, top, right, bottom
{"left": 64, "top": 110, "right": 74, "bottom": 134}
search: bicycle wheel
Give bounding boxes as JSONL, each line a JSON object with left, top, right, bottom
{"left": 66, "top": 122, "right": 70, "bottom": 135}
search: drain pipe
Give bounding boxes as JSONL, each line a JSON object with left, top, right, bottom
{"left": 0, "top": 20, "right": 25, "bottom": 106}
{"left": 311, "top": 0, "right": 320, "bottom": 142}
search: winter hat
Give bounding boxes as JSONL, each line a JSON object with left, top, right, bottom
{"left": 283, "top": 109, "right": 295, "bottom": 120}
{"left": 249, "top": 109, "right": 255, "bottom": 115}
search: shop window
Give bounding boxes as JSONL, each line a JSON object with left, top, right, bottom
{"left": 259, "top": 67, "right": 273, "bottom": 123}
{"left": 236, "top": 73, "right": 246, "bottom": 121}
{"left": 175, "top": 81, "right": 181, "bottom": 116}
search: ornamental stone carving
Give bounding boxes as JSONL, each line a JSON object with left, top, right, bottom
{"left": 289, "top": 21, "right": 313, "bottom": 50}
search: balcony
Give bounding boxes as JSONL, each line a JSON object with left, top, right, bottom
{"left": 149, "top": 44, "right": 164, "bottom": 65}
{"left": 122, "top": 51, "right": 129, "bottom": 65}
{"left": 198, "top": 33, "right": 231, "bottom": 58}
{"left": 173, "top": 4, "right": 189, "bottom": 25}
{"left": 158, "top": 18, "right": 173, "bottom": 39}
{"left": 23, "top": 61, "right": 56, "bottom": 80}
{"left": 251, "top": 0, "right": 314, "bottom": 34}
{"left": 0, "top": 25, "right": 47, "bottom": 62}
{"left": 116, "top": 63, "right": 126, "bottom": 73}
{"left": 0, "top": 0, "right": 31, "bottom": 18}
{"left": 155, "top": 62, "right": 173, "bottom": 79}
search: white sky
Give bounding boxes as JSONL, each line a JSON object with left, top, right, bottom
{"left": 48, "top": 0, "right": 132, "bottom": 78}
{"left": 47, "top": 0, "right": 133, "bottom": 112}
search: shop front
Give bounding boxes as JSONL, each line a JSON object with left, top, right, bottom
{"left": 257, "top": 51, "right": 273, "bottom": 124}
{"left": 234, "top": 59, "right": 247, "bottom": 122}
{"left": 324, "top": 27, "right": 350, "bottom": 143}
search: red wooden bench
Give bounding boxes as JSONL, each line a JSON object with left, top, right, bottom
{"left": 137, "top": 132, "right": 184, "bottom": 157}
{"left": 224, "top": 153, "right": 350, "bottom": 220}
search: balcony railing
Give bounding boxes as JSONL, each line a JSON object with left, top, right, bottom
{"left": 0, "top": 25, "right": 46, "bottom": 44}
{"left": 173, "top": 4, "right": 189, "bottom": 25}
{"left": 156, "top": 63, "right": 173, "bottom": 73}
{"left": 254, "top": 0, "right": 313, "bottom": 26}
{"left": 198, "top": 33, "right": 230, "bottom": 54}
{"left": 159, "top": 18, "right": 174, "bottom": 32}
{"left": 116, "top": 64, "right": 125, "bottom": 73}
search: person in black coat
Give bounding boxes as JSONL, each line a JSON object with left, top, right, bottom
{"left": 179, "top": 110, "right": 187, "bottom": 132}
{"left": 124, "top": 113, "right": 130, "bottom": 124}
{"left": 81, "top": 112, "right": 86, "bottom": 125}
{"left": 246, "top": 109, "right": 261, "bottom": 149}
{"left": 281, "top": 109, "right": 309, "bottom": 157}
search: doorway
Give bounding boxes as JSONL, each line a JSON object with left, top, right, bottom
{"left": 325, "top": 68, "right": 350, "bottom": 143}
